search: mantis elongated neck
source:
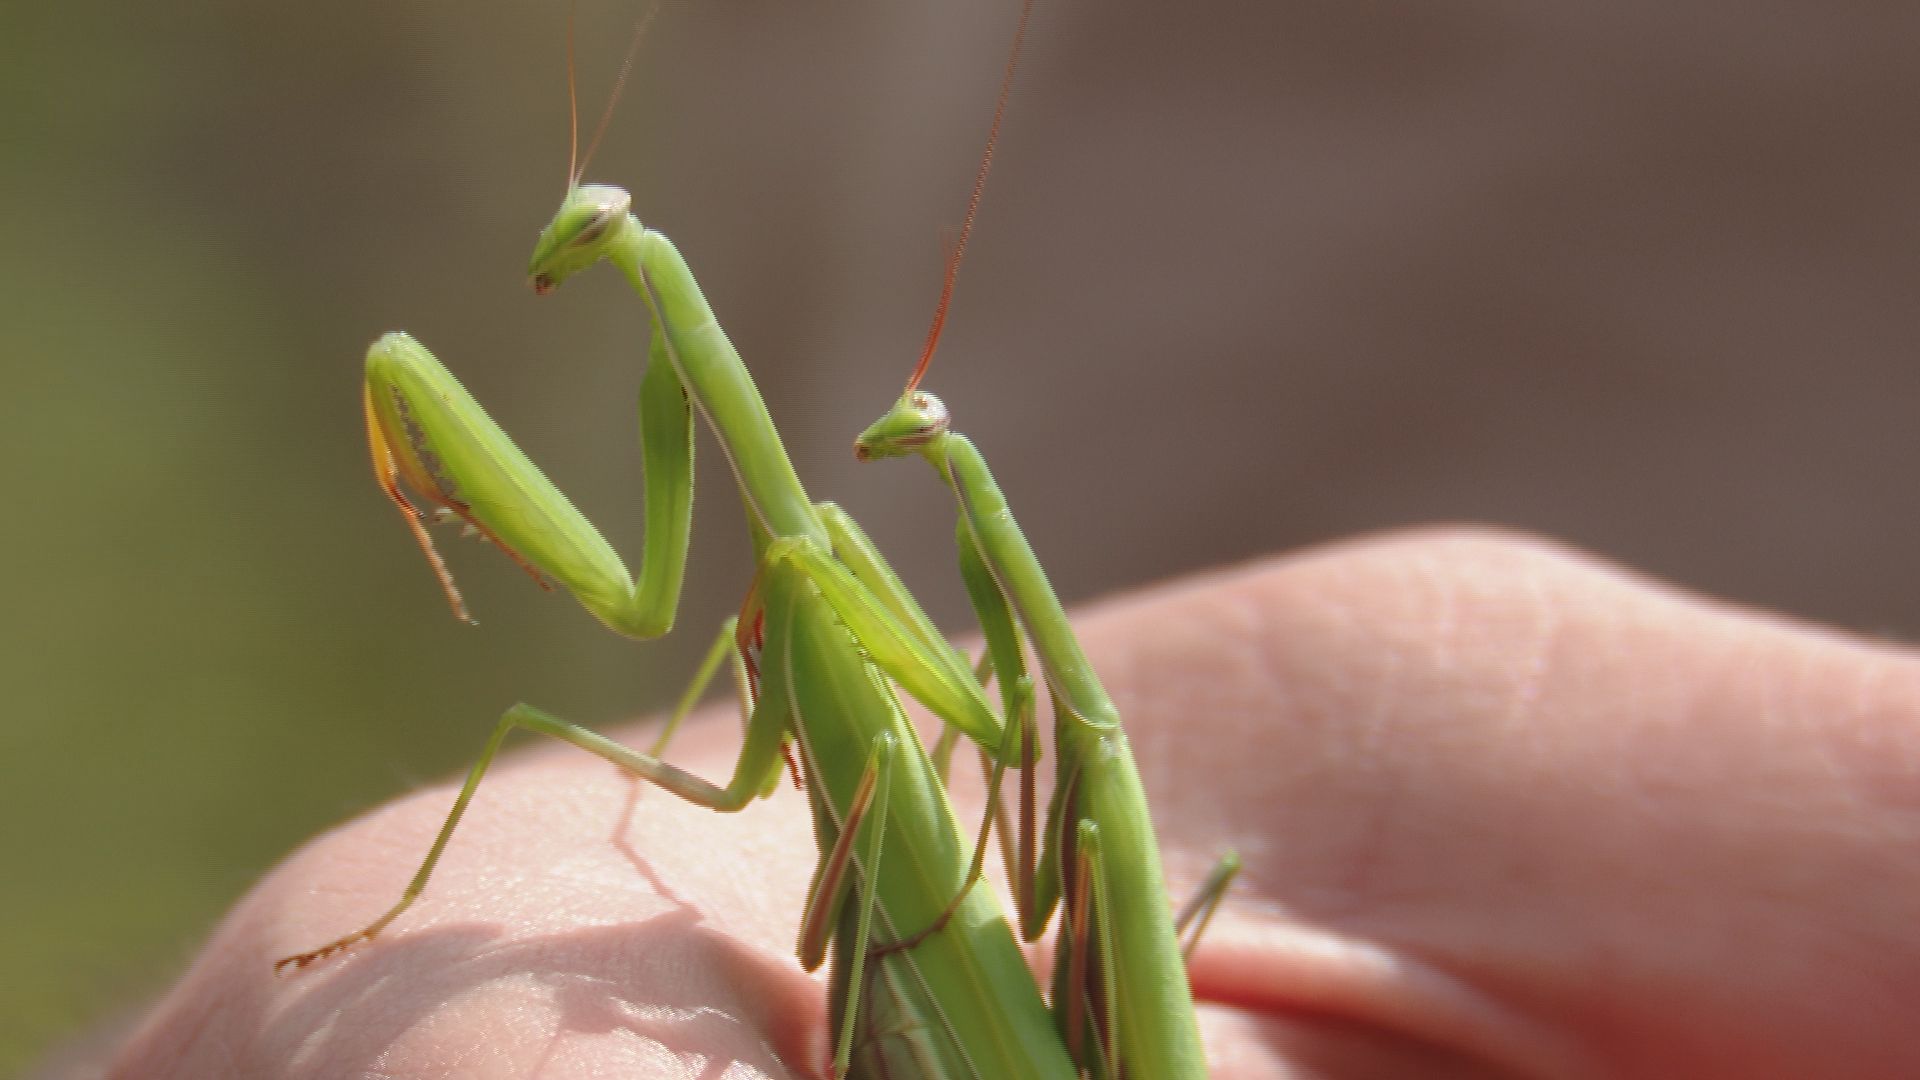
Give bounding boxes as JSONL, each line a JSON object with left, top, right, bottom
{"left": 609, "top": 225, "right": 827, "bottom": 545}
{"left": 929, "top": 432, "right": 1120, "bottom": 732}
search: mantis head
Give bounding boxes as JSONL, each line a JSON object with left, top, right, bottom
{"left": 854, "top": 390, "right": 950, "bottom": 462}
{"left": 529, "top": 183, "right": 636, "bottom": 295}
{"left": 531, "top": 0, "right": 657, "bottom": 296}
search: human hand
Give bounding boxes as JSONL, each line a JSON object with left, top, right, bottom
{"left": 99, "top": 530, "right": 1920, "bottom": 1078}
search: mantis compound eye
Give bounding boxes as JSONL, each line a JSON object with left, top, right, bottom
{"left": 574, "top": 208, "right": 616, "bottom": 246}
{"left": 566, "top": 184, "right": 632, "bottom": 248}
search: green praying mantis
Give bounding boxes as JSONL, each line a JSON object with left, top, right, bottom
{"left": 279, "top": 3, "right": 1235, "bottom": 1076}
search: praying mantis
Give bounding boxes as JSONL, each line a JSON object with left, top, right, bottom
{"left": 280, "top": 3, "right": 1231, "bottom": 1076}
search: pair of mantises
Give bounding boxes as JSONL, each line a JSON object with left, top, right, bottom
{"left": 280, "top": 3, "right": 1235, "bottom": 1076}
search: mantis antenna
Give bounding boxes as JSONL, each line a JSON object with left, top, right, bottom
{"left": 567, "top": 0, "right": 662, "bottom": 191}
{"left": 905, "top": 0, "right": 1034, "bottom": 393}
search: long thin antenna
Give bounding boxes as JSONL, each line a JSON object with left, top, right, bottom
{"left": 565, "top": 1, "right": 580, "bottom": 191}
{"left": 576, "top": 0, "right": 661, "bottom": 186}
{"left": 905, "top": 0, "right": 1035, "bottom": 393}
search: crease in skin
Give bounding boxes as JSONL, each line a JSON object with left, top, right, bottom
{"left": 1841, "top": 644, "right": 1898, "bottom": 731}
{"left": 1191, "top": 919, "right": 1608, "bottom": 1080}
{"left": 1828, "top": 658, "right": 1920, "bottom": 823}
{"left": 286, "top": 1006, "right": 340, "bottom": 1074}
{"left": 1491, "top": 557, "right": 1561, "bottom": 751}
{"left": 1411, "top": 544, "right": 1464, "bottom": 682}
{"left": 1220, "top": 588, "right": 1308, "bottom": 725}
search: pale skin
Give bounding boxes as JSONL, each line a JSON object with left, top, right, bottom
{"left": 91, "top": 529, "right": 1920, "bottom": 1079}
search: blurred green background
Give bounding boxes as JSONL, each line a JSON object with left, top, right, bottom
{"left": 8, "top": 1, "right": 1920, "bottom": 1072}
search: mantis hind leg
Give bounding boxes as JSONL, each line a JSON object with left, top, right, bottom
{"left": 1055, "top": 820, "right": 1119, "bottom": 1077}
{"left": 1176, "top": 850, "right": 1241, "bottom": 961}
{"left": 647, "top": 615, "right": 748, "bottom": 758}
{"left": 791, "top": 731, "right": 898, "bottom": 1078}
{"left": 274, "top": 697, "right": 532, "bottom": 973}
{"left": 870, "top": 689, "right": 1031, "bottom": 960}
{"left": 274, "top": 617, "right": 782, "bottom": 974}
{"left": 1050, "top": 832, "right": 1237, "bottom": 1078}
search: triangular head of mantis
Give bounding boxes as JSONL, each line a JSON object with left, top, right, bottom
{"left": 853, "top": 390, "right": 951, "bottom": 462}
{"left": 528, "top": 183, "right": 636, "bottom": 295}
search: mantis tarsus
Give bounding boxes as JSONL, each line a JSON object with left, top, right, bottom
{"left": 282, "top": 2, "right": 1231, "bottom": 1076}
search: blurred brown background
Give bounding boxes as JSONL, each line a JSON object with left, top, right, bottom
{"left": 8, "top": 0, "right": 1919, "bottom": 1070}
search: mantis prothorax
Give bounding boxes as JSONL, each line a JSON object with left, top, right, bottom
{"left": 283, "top": 4, "right": 1085, "bottom": 1077}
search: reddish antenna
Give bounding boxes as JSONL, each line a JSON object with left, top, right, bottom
{"left": 565, "top": 1, "right": 580, "bottom": 189}
{"left": 905, "top": 0, "right": 1034, "bottom": 393}
{"left": 567, "top": 0, "right": 661, "bottom": 191}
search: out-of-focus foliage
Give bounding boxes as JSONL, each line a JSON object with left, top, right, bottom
{"left": 10, "top": 0, "right": 1920, "bottom": 1071}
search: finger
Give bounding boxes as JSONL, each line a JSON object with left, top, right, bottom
{"left": 107, "top": 718, "right": 821, "bottom": 1079}
{"left": 1078, "top": 528, "right": 1920, "bottom": 1079}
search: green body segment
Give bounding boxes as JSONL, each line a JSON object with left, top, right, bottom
{"left": 346, "top": 190, "right": 1079, "bottom": 1078}
{"left": 858, "top": 392, "right": 1210, "bottom": 1079}
{"left": 611, "top": 227, "right": 825, "bottom": 545}
{"left": 763, "top": 557, "right": 1069, "bottom": 1077}
{"left": 528, "top": 183, "right": 823, "bottom": 547}
{"left": 946, "top": 433, "right": 1206, "bottom": 1080}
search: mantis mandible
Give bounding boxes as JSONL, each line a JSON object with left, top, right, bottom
{"left": 280, "top": 4, "right": 1085, "bottom": 1078}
